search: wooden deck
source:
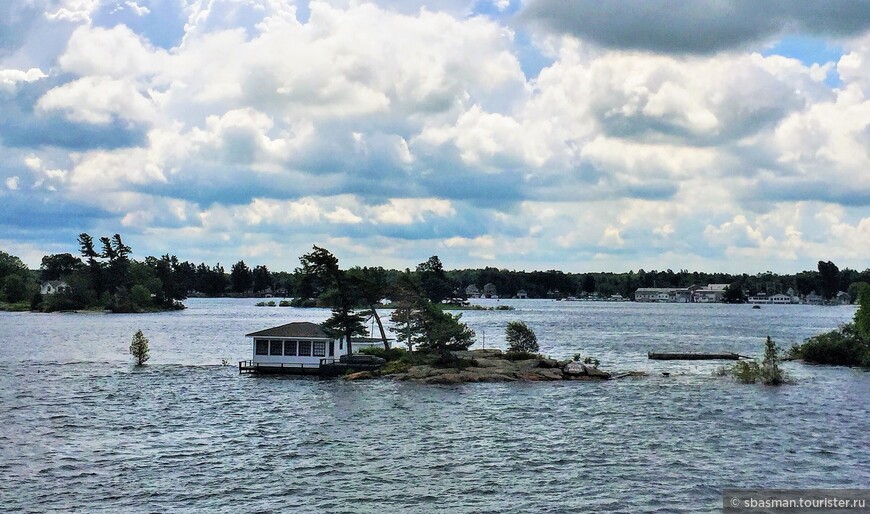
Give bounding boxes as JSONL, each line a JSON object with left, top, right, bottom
{"left": 238, "top": 360, "right": 324, "bottom": 375}
{"left": 238, "top": 358, "right": 383, "bottom": 376}
{"left": 648, "top": 352, "right": 747, "bottom": 361}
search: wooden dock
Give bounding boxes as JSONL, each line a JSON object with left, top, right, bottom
{"left": 648, "top": 352, "right": 747, "bottom": 361}
{"left": 239, "top": 357, "right": 385, "bottom": 376}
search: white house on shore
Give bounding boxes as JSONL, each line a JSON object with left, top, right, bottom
{"left": 40, "top": 280, "right": 70, "bottom": 295}
{"left": 245, "top": 322, "right": 346, "bottom": 372}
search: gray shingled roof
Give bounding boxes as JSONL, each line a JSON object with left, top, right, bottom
{"left": 246, "top": 322, "right": 330, "bottom": 339}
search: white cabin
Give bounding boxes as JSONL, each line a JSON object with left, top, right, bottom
{"left": 246, "top": 322, "right": 346, "bottom": 371}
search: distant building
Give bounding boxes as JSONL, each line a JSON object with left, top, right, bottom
{"left": 635, "top": 288, "right": 679, "bottom": 302}
{"left": 805, "top": 292, "right": 824, "bottom": 305}
{"left": 465, "top": 284, "right": 481, "bottom": 298}
{"left": 748, "top": 293, "right": 771, "bottom": 304}
{"left": 835, "top": 291, "right": 852, "bottom": 305}
{"left": 40, "top": 281, "right": 70, "bottom": 296}
{"left": 692, "top": 284, "right": 729, "bottom": 303}
{"left": 770, "top": 293, "right": 793, "bottom": 304}
{"left": 483, "top": 283, "right": 498, "bottom": 299}
{"left": 516, "top": 289, "right": 528, "bottom": 299}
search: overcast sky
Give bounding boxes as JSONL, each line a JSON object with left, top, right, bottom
{"left": 2, "top": 0, "right": 870, "bottom": 273}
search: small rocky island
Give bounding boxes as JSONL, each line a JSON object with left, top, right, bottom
{"left": 347, "top": 349, "right": 615, "bottom": 384}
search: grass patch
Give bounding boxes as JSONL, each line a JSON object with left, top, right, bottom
{"left": 504, "top": 351, "right": 539, "bottom": 361}
{"left": 0, "top": 301, "right": 30, "bottom": 312}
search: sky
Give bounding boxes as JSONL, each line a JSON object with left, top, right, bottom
{"left": 2, "top": 0, "right": 870, "bottom": 274}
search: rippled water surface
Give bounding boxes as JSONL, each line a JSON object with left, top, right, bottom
{"left": 1, "top": 299, "right": 868, "bottom": 513}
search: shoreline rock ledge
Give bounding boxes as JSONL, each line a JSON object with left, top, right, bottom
{"left": 351, "top": 349, "right": 615, "bottom": 384}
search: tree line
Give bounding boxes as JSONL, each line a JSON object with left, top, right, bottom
{"left": 2, "top": 234, "right": 869, "bottom": 313}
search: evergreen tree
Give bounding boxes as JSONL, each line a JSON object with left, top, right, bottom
{"left": 414, "top": 303, "right": 475, "bottom": 354}
{"left": 505, "top": 321, "right": 539, "bottom": 353}
{"left": 416, "top": 255, "right": 453, "bottom": 304}
{"left": 252, "top": 265, "right": 272, "bottom": 293}
{"left": 129, "top": 329, "right": 150, "bottom": 366}
{"left": 298, "top": 246, "right": 368, "bottom": 355}
{"left": 389, "top": 271, "right": 427, "bottom": 351}
{"left": 230, "top": 260, "right": 253, "bottom": 293}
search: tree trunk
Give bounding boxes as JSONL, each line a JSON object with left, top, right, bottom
{"left": 346, "top": 328, "right": 353, "bottom": 357}
{"left": 370, "top": 306, "right": 390, "bottom": 349}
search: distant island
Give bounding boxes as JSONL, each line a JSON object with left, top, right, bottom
{"left": 1, "top": 233, "right": 868, "bottom": 313}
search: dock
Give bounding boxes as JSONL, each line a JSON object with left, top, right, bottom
{"left": 648, "top": 352, "right": 748, "bottom": 361}
{"left": 239, "top": 357, "right": 384, "bottom": 376}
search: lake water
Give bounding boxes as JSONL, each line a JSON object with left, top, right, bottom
{"left": 1, "top": 299, "right": 868, "bottom": 513}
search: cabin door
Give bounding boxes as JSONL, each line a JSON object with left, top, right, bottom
{"left": 329, "top": 341, "right": 334, "bottom": 357}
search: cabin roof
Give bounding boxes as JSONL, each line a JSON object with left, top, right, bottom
{"left": 246, "top": 322, "right": 331, "bottom": 339}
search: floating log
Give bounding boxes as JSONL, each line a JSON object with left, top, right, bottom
{"left": 648, "top": 352, "right": 745, "bottom": 361}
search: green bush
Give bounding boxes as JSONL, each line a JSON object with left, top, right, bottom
{"left": 721, "top": 337, "right": 787, "bottom": 385}
{"left": 505, "top": 321, "right": 539, "bottom": 353}
{"left": 381, "top": 360, "right": 412, "bottom": 374}
{"left": 360, "top": 346, "right": 406, "bottom": 362}
{"left": 504, "top": 351, "right": 538, "bottom": 361}
{"left": 730, "top": 360, "right": 762, "bottom": 383}
{"left": 791, "top": 324, "right": 870, "bottom": 367}
{"left": 131, "top": 285, "right": 152, "bottom": 310}
{"left": 279, "top": 300, "right": 291, "bottom": 307}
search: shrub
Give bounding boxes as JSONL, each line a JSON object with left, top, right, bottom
{"left": 129, "top": 329, "right": 150, "bottom": 366}
{"left": 761, "top": 335, "right": 783, "bottom": 385}
{"left": 360, "top": 346, "right": 406, "bottom": 362}
{"left": 791, "top": 323, "right": 870, "bottom": 367}
{"left": 279, "top": 300, "right": 291, "bottom": 307}
{"left": 30, "top": 291, "right": 43, "bottom": 311}
{"left": 855, "top": 283, "right": 870, "bottom": 342}
{"left": 131, "top": 285, "right": 151, "bottom": 310}
{"left": 583, "top": 356, "right": 600, "bottom": 368}
{"left": 505, "top": 351, "right": 538, "bottom": 361}
{"left": 381, "top": 360, "right": 412, "bottom": 374}
{"left": 505, "top": 321, "right": 539, "bottom": 353}
{"left": 721, "top": 336, "right": 787, "bottom": 385}
{"left": 730, "top": 360, "right": 762, "bottom": 383}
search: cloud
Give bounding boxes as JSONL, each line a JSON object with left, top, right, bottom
{"left": 0, "top": 68, "right": 46, "bottom": 93}
{"left": 521, "top": 0, "right": 870, "bottom": 55}
{"left": 4, "top": 0, "right": 870, "bottom": 273}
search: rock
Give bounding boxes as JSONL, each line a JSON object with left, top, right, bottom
{"left": 563, "top": 361, "right": 586, "bottom": 375}
{"left": 470, "top": 348, "right": 504, "bottom": 358}
{"left": 539, "top": 358, "right": 560, "bottom": 369}
{"left": 513, "top": 358, "right": 543, "bottom": 371}
{"left": 582, "top": 364, "right": 611, "bottom": 379}
{"left": 524, "top": 368, "right": 564, "bottom": 381}
{"left": 345, "top": 371, "right": 375, "bottom": 380}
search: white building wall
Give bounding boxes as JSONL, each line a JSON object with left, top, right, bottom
{"left": 252, "top": 337, "right": 346, "bottom": 366}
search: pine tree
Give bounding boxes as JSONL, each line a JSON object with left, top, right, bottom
{"left": 505, "top": 321, "right": 539, "bottom": 353}
{"left": 129, "top": 330, "right": 150, "bottom": 366}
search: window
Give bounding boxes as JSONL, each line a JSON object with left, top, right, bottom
{"left": 270, "top": 340, "right": 283, "bottom": 355}
{"left": 284, "top": 340, "right": 297, "bottom": 356}
{"left": 329, "top": 341, "right": 334, "bottom": 357}
{"left": 298, "top": 340, "right": 311, "bottom": 356}
{"left": 312, "top": 341, "right": 326, "bottom": 357}
{"left": 255, "top": 339, "right": 268, "bottom": 355}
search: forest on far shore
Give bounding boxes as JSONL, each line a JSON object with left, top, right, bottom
{"left": 1, "top": 233, "right": 869, "bottom": 313}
